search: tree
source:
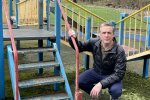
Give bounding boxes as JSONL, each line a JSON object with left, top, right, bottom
{"left": 89, "top": 0, "right": 93, "bottom": 4}
{"left": 73, "top": 0, "right": 77, "bottom": 3}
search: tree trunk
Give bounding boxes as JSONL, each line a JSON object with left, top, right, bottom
{"left": 89, "top": 0, "right": 93, "bottom": 4}
{"left": 73, "top": 0, "right": 77, "bottom": 3}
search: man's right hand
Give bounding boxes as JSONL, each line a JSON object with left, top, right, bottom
{"left": 68, "top": 29, "right": 76, "bottom": 38}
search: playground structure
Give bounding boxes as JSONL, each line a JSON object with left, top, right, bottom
{"left": 1, "top": 0, "right": 150, "bottom": 99}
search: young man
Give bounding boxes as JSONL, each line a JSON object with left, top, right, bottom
{"left": 68, "top": 22, "right": 126, "bottom": 100}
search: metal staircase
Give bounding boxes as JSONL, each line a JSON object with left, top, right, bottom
{"left": 7, "top": 43, "right": 73, "bottom": 100}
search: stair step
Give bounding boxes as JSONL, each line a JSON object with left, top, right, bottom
{"left": 22, "top": 92, "right": 70, "bottom": 100}
{"left": 18, "top": 61, "right": 60, "bottom": 71}
{"left": 19, "top": 76, "right": 65, "bottom": 88}
{"left": 16, "top": 47, "right": 56, "bottom": 54}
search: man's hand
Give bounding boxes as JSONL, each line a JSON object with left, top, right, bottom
{"left": 90, "top": 82, "right": 102, "bottom": 98}
{"left": 68, "top": 29, "right": 76, "bottom": 38}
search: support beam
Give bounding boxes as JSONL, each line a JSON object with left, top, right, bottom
{"left": 142, "top": 16, "right": 150, "bottom": 78}
{"left": 47, "top": 0, "right": 51, "bottom": 47}
{"left": 54, "top": 0, "right": 61, "bottom": 90}
{"left": 55, "top": 0, "right": 61, "bottom": 53}
{"left": 118, "top": 13, "right": 128, "bottom": 45}
{"left": 15, "top": 0, "right": 19, "bottom": 28}
{"left": 84, "top": 17, "right": 91, "bottom": 69}
{"left": 38, "top": 0, "right": 43, "bottom": 74}
{"left": 0, "top": 0, "right": 5, "bottom": 98}
{"left": 9, "top": 0, "right": 13, "bottom": 24}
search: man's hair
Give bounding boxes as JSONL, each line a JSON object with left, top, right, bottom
{"left": 100, "top": 22, "right": 115, "bottom": 33}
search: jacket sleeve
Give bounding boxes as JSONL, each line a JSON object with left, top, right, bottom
{"left": 100, "top": 48, "right": 126, "bottom": 89}
{"left": 68, "top": 37, "right": 93, "bottom": 52}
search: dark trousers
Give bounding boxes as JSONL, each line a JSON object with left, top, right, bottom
{"left": 77, "top": 68, "right": 123, "bottom": 99}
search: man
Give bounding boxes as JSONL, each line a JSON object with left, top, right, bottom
{"left": 68, "top": 22, "right": 126, "bottom": 100}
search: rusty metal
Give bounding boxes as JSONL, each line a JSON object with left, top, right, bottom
{"left": 18, "top": 61, "right": 60, "bottom": 71}
{"left": 21, "top": 91, "right": 70, "bottom": 99}
{"left": 17, "top": 47, "right": 56, "bottom": 54}
{"left": 19, "top": 75, "right": 65, "bottom": 88}
{"left": 131, "top": 16, "right": 150, "bottom": 24}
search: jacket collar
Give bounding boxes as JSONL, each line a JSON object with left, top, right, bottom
{"left": 95, "top": 37, "right": 118, "bottom": 54}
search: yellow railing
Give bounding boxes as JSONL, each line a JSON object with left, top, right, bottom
{"left": 116, "top": 4, "right": 150, "bottom": 58}
{"left": 17, "top": 0, "right": 46, "bottom": 26}
{"left": 61, "top": 0, "right": 107, "bottom": 47}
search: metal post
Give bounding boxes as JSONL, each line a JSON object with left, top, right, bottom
{"left": 47, "top": 0, "right": 50, "bottom": 47}
{"left": 55, "top": 0, "right": 61, "bottom": 53}
{"left": 84, "top": 17, "right": 91, "bottom": 69}
{"left": 38, "top": 0, "right": 43, "bottom": 74}
{"left": 110, "top": 21, "right": 116, "bottom": 32}
{"left": 9, "top": 0, "right": 13, "bottom": 24}
{"left": 0, "top": 0, "right": 5, "bottom": 98}
{"left": 39, "top": 0, "right": 43, "bottom": 29}
{"left": 143, "top": 16, "right": 150, "bottom": 78}
{"left": 118, "top": 13, "right": 128, "bottom": 45}
{"left": 15, "top": 0, "right": 20, "bottom": 48}
{"left": 15, "top": 0, "right": 19, "bottom": 29}
{"left": 47, "top": 0, "right": 49, "bottom": 31}
{"left": 54, "top": 0, "right": 61, "bottom": 90}
{"left": 38, "top": 40, "right": 43, "bottom": 74}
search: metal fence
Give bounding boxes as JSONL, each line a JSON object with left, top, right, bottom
{"left": 49, "top": 2, "right": 149, "bottom": 30}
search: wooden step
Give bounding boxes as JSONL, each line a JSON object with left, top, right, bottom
{"left": 18, "top": 61, "right": 59, "bottom": 71}
{"left": 22, "top": 92, "right": 70, "bottom": 100}
{"left": 19, "top": 76, "right": 65, "bottom": 88}
{"left": 16, "top": 47, "right": 56, "bottom": 54}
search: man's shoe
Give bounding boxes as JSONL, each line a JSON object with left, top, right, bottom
{"left": 110, "top": 95, "right": 118, "bottom": 100}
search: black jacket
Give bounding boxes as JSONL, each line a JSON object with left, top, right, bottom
{"left": 68, "top": 37, "right": 126, "bottom": 89}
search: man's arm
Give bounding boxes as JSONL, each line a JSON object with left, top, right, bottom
{"left": 68, "top": 29, "right": 93, "bottom": 52}
{"left": 100, "top": 49, "right": 126, "bottom": 89}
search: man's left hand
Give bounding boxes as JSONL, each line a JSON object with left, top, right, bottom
{"left": 90, "top": 82, "right": 102, "bottom": 98}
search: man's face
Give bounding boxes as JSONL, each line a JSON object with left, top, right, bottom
{"left": 99, "top": 26, "right": 115, "bottom": 45}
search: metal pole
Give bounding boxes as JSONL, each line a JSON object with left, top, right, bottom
{"left": 54, "top": 0, "right": 61, "bottom": 90}
{"left": 38, "top": 0, "right": 43, "bottom": 74}
{"left": 118, "top": 13, "right": 128, "bottom": 45}
{"left": 143, "top": 16, "right": 150, "bottom": 78}
{"left": 84, "top": 17, "right": 91, "bottom": 69}
{"left": 47, "top": 0, "right": 50, "bottom": 47}
{"left": 0, "top": 0, "right": 5, "bottom": 98}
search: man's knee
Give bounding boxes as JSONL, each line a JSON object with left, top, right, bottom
{"left": 109, "top": 87, "right": 122, "bottom": 99}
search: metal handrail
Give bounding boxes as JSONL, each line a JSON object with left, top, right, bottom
{"left": 66, "top": 0, "right": 107, "bottom": 22}
{"left": 2, "top": 0, "right": 19, "bottom": 100}
{"left": 116, "top": 4, "right": 150, "bottom": 24}
{"left": 57, "top": 0, "right": 80, "bottom": 99}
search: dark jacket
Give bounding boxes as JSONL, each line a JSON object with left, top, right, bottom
{"left": 68, "top": 37, "right": 126, "bottom": 89}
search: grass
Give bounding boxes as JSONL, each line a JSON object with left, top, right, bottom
{"left": 49, "top": 0, "right": 149, "bottom": 31}
{"left": 2, "top": 40, "right": 150, "bottom": 100}
{"left": 2, "top": 0, "right": 150, "bottom": 99}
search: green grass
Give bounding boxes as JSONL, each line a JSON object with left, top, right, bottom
{"left": 2, "top": 1, "right": 150, "bottom": 99}
{"left": 50, "top": 0, "right": 148, "bottom": 30}
{"left": 3, "top": 41, "right": 150, "bottom": 100}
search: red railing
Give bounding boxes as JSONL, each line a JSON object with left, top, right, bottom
{"left": 2, "top": 0, "right": 19, "bottom": 100}
{"left": 56, "top": 0, "right": 82, "bottom": 99}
